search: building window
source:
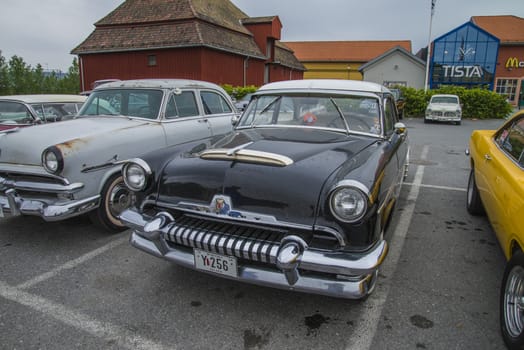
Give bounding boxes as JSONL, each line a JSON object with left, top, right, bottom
{"left": 383, "top": 81, "right": 407, "bottom": 87}
{"left": 495, "top": 79, "right": 518, "bottom": 102}
{"left": 148, "top": 55, "right": 157, "bottom": 66}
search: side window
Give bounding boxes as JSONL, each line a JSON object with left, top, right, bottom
{"left": 383, "top": 97, "right": 396, "bottom": 134}
{"left": 166, "top": 91, "right": 199, "bottom": 119}
{"left": 497, "top": 117, "right": 524, "bottom": 166}
{"left": 129, "top": 92, "right": 162, "bottom": 119}
{"left": 0, "top": 101, "right": 32, "bottom": 122}
{"left": 201, "top": 91, "right": 233, "bottom": 115}
{"left": 165, "top": 95, "right": 177, "bottom": 118}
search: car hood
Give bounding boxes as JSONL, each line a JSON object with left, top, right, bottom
{"left": 156, "top": 128, "right": 378, "bottom": 226}
{"left": 0, "top": 117, "right": 153, "bottom": 165}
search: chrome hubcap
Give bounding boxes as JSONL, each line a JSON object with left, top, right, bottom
{"left": 504, "top": 265, "right": 524, "bottom": 337}
{"left": 108, "top": 182, "right": 134, "bottom": 219}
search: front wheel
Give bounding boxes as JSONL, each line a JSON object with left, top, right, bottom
{"left": 466, "top": 168, "right": 484, "bottom": 215}
{"left": 501, "top": 252, "right": 524, "bottom": 349}
{"left": 89, "top": 174, "right": 135, "bottom": 232}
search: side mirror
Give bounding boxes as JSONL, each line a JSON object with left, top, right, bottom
{"left": 231, "top": 114, "right": 241, "bottom": 126}
{"left": 394, "top": 122, "right": 407, "bottom": 134}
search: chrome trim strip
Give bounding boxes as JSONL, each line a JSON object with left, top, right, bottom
{"left": 329, "top": 179, "right": 371, "bottom": 199}
{"left": 0, "top": 176, "right": 81, "bottom": 193}
{"left": 235, "top": 124, "right": 384, "bottom": 139}
{"left": 200, "top": 148, "right": 293, "bottom": 167}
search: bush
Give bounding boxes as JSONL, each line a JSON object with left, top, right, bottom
{"left": 399, "top": 86, "right": 427, "bottom": 117}
{"left": 222, "top": 84, "right": 258, "bottom": 100}
{"left": 399, "top": 85, "right": 512, "bottom": 119}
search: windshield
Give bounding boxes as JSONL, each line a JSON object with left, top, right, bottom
{"left": 431, "top": 96, "right": 459, "bottom": 104}
{"left": 238, "top": 94, "right": 382, "bottom": 135}
{"left": 31, "top": 102, "right": 83, "bottom": 122}
{"left": 78, "top": 89, "right": 163, "bottom": 119}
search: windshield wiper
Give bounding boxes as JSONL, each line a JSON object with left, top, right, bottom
{"left": 329, "top": 98, "right": 351, "bottom": 135}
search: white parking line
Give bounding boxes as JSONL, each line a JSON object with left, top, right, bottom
{"left": 17, "top": 236, "right": 128, "bottom": 290}
{"left": 346, "top": 145, "right": 428, "bottom": 350}
{"left": 403, "top": 182, "right": 466, "bottom": 192}
{"left": 0, "top": 280, "right": 172, "bottom": 350}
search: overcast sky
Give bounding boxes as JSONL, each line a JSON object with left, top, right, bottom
{"left": 1, "top": 0, "right": 522, "bottom": 72}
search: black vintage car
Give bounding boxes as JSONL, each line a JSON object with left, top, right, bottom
{"left": 120, "top": 79, "right": 409, "bottom": 299}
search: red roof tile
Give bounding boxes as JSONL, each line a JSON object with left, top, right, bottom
{"left": 72, "top": 0, "right": 264, "bottom": 58}
{"left": 471, "top": 15, "right": 524, "bottom": 44}
{"left": 283, "top": 41, "right": 412, "bottom": 62}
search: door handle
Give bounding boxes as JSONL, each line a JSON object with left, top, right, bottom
{"left": 484, "top": 154, "right": 492, "bottom": 161}
{"left": 198, "top": 118, "right": 208, "bottom": 123}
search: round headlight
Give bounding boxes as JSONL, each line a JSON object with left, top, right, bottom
{"left": 330, "top": 187, "right": 368, "bottom": 223}
{"left": 122, "top": 159, "right": 151, "bottom": 191}
{"left": 42, "top": 147, "right": 63, "bottom": 174}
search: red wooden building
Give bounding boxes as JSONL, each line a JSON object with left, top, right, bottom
{"left": 71, "top": 0, "right": 305, "bottom": 92}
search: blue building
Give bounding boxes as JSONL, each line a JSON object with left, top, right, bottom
{"left": 429, "top": 22, "right": 500, "bottom": 90}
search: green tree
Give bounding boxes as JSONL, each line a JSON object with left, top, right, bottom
{"left": 0, "top": 54, "right": 8, "bottom": 95}
{"left": 0, "top": 52, "right": 80, "bottom": 95}
{"left": 7, "top": 55, "right": 33, "bottom": 94}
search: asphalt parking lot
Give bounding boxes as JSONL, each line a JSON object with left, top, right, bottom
{"left": 0, "top": 117, "right": 510, "bottom": 350}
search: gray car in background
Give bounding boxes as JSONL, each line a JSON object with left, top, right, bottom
{"left": 0, "top": 94, "right": 86, "bottom": 130}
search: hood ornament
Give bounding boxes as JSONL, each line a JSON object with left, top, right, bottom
{"left": 210, "top": 195, "right": 243, "bottom": 218}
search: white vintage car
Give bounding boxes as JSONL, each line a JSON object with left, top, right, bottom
{"left": 0, "top": 79, "right": 236, "bottom": 231}
{"left": 424, "top": 94, "right": 462, "bottom": 125}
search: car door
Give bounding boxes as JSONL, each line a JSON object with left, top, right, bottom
{"left": 199, "top": 89, "right": 236, "bottom": 136}
{"left": 487, "top": 116, "right": 524, "bottom": 250}
{"left": 161, "top": 89, "right": 214, "bottom": 146}
{"left": 379, "top": 96, "right": 407, "bottom": 226}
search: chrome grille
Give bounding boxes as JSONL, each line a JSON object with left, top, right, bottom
{"left": 165, "top": 215, "right": 287, "bottom": 264}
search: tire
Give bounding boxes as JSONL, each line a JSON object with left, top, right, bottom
{"left": 501, "top": 251, "right": 524, "bottom": 350}
{"left": 89, "top": 174, "right": 134, "bottom": 232}
{"left": 424, "top": 117, "right": 429, "bottom": 124}
{"left": 466, "top": 168, "right": 485, "bottom": 215}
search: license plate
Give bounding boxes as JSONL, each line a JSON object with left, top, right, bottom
{"left": 194, "top": 248, "right": 237, "bottom": 278}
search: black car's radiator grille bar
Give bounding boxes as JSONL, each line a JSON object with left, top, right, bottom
{"left": 165, "top": 216, "right": 286, "bottom": 264}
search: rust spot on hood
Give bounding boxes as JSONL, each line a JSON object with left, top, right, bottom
{"left": 55, "top": 137, "right": 91, "bottom": 156}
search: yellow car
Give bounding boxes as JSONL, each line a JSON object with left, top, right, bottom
{"left": 467, "top": 110, "right": 524, "bottom": 349}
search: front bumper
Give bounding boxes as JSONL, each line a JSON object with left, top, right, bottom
{"left": 0, "top": 176, "right": 98, "bottom": 221}
{"left": 425, "top": 112, "right": 461, "bottom": 122}
{"left": 121, "top": 209, "right": 388, "bottom": 299}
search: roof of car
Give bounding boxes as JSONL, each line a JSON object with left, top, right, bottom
{"left": 431, "top": 94, "right": 459, "bottom": 98}
{"left": 96, "top": 79, "right": 225, "bottom": 91}
{"left": 0, "top": 94, "right": 87, "bottom": 103}
{"left": 257, "top": 79, "right": 391, "bottom": 94}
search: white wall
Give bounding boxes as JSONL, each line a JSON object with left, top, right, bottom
{"left": 362, "top": 52, "right": 426, "bottom": 89}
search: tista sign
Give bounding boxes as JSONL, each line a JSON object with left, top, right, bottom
{"left": 442, "top": 65, "right": 483, "bottom": 78}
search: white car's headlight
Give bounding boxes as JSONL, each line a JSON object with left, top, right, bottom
{"left": 329, "top": 186, "right": 368, "bottom": 223}
{"left": 122, "top": 159, "right": 152, "bottom": 191}
{"left": 42, "top": 147, "right": 63, "bottom": 174}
